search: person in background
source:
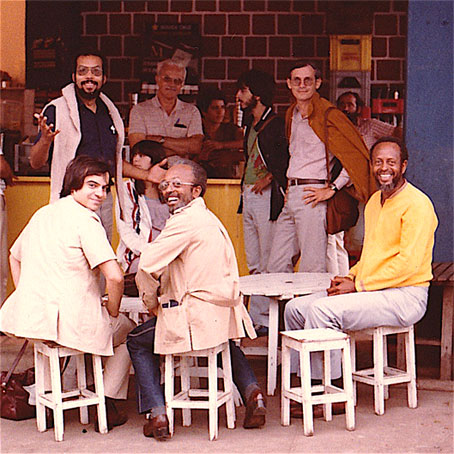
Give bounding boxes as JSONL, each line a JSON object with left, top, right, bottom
{"left": 196, "top": 87, "right": 244, "bottom": 178}
{"left": 116, "top": 140, "right": 170, "bottom": 274}
{"left": 128, "top": 59, "right": 203, "bottom": 158}
{"left": 0, "top": 156, "right": 136, "bottom": 431}
{"left": 337, "top": 91, "right": 402, "bottom": 150}
{"left": 0, "top": 140, "right": 15, "bottom": 306}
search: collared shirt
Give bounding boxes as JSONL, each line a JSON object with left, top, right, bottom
{"left": 287, "top": 107, "right": 350, "bottom": 189}
{"left": 357, "top": 118, "right": 396, "bottom": 150}
{"left": 129, "top": 96, "right": 203, "bottom": 139}
{"left": 0, "top": 148, "right": 5, "bottom": 196}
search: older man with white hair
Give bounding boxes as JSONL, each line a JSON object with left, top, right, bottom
{"left": 128, "top": 59, "right": 203, "bottom": 157}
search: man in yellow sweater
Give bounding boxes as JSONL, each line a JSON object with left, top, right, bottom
{"left": 285, "top": 137, "right": 438, "bottom": 388}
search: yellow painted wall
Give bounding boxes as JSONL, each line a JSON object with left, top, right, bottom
{"left": 4, "top": 178, "right": 248, "bottom": 296}
{"left": 0, "top": 0, "right": 26, "bottom": 85}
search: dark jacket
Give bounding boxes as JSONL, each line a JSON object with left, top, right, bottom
{"left": 239, "top": 107, "right": 289, "bottom": 221}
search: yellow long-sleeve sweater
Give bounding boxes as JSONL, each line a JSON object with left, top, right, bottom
{"left": 349, "top": 182, "right": 438, "bottom": 292}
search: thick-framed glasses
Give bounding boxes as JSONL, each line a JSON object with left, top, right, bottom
{"left": 77, "top": 66, "right": 103, "bottom": 77}
{"left": 289, "top": 76, "right": 316, "bottom": 87}
{"left": 161, "top": 75, "right": 184, "bottom": 86}
{"left": 158, "top": 178, "right": 195, "bottom": 191}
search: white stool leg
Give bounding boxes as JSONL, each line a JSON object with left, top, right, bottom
{"left": 207, "top": 349, "right": 218, "bottom": 440}
{"left": 180, "top": 356, "right": 192, "bottom": 427}
{"left": 164, "top": 355, "right": 175, "bottom": 436}
{"left": 300, "top": 348, "right": 314, "bottom": 437}
{"left": 34, "top": 346, "right": 47, "bottom": 432}
{"left": 383, "top": 334, "right": 389, "bottom": 400}
{"left": 281, "top": 340, "right": 291, "bottom": 426}
{"left": 221, "top": 344, "right": 235, "bottom": 429}
{"left": 92, "top": 354, "right": 108, "bottom": 434}
{"left": 342, "top": 339, "right": 355, "bottom": 431}
{"left": 350, "top": 333, "right": 357, "bottom": 406}
{"left": 323, "top": 349, "right": 332, "bottom": 421}
{"left": 406, "top": 327, "right": 417, "bottom": 408}
{"left": 76, "top": 354, "right": 89, "bottom": 424}
{"left": 267, "top": 297, "right": 279, "bottom": 396}
{"left": 373, "top": 328, "right": 385, "bottom": 415}
{"left": 49, "top": 349, "right": 64, "bottom": 442}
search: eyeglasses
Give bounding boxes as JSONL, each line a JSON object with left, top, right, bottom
{"left": 161, "top": 75, "right": 184, "bottom": 86}
{"left": 77, "top": 66, "right": 103, "bottom": 77}
{"left": 158, "top": 178, "right": 195, "bottom": 191}
{"left": 289, "top": 76, "right": 316, "bottom": 87}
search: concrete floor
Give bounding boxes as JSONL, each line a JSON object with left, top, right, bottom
{"left": 0, "top": 336, "right": 452, "bottom": 454}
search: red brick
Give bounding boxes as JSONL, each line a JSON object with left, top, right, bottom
{"left": 243, "top": 0, "right": 266, "bottom": 11}
{"left": 245, "top": 37, "right": 267, "bottom": 56}
{"left": 371, "top": 83, "right": 389, "bottom": 98}
{"left": 376, "top": 60, "right": 401, "bottom": 80}
{"left": 181, "top": 14, "right": 202, "bottom": 26}
{"left": 133, "top": 13, "right": 151, "bottom": 34}
{"left": 227, "top": 59, "right": 250, "bottom": 80}
{"left": 371, "top": 60, "right": 375, "bottom": 81}
{"left": 110, "top": 14, "right": 131, "bottom": 35}
{"left": 375, "top": 14, "right": 398, "bottom": 35}
{"left": 316, "top": 37, "right": 329, "bottom": 57}
{"left": 277, "top": 59, "right": 297, "bottom": 80}
{"left": 124, "top": 80, "right": 141, "bottom": 100}
{"left": 204, "top": 59, "right": 226, "bottom": 79}
{"left": 79, "top": 35, "right": 99, "bottom": 50}
{"left": 219, "top": 0, "right": 241, "bottom": 11}
{"left": 252, "top": 59, "right": 275, "bottom": 76}
{"left": 229, "top": 15, "right": 250, "bottom": 35}
{"left": 292, "top": 37, "right": 315, "bottom": 57}
{"left": 110, "top": 57, "right": 132, "bottom": 79}
{"left": 269, "top": 37, "right": 290, "bottom": 57}
{"left": 292, "top": 0, "right": 315, "bottom": 12}
{"left": 100, "top": 1, "right": 122, "bottom": 12}
{"left": 195, "top": 0, "right": 216, "bottom": 11}
{"left": 301, "top": 14, "right": 324, "bottom": 34}
{"left": 220, "top": 81, "right": 239, "bottom": 99}
{"left": 124, "top": 1, "right": 146, "bottom": 12}
{"left": 204, "top": 14, "right": 226, "bottom": 35}
{"left": 102, "top": 81, "right": 122, "bottom": 103}
{"left": 170, "top": 0, "right": 192, "bottom": 12}
{"left": 253, "top": 15, "right": 275, "bottom": 35}
{"left": 100, "top": 36, "right": 122, "bottom": 57}
{"left": 389, "top": 37, "right": 406, "bottom": 57}
{"left": 399, "top": 14, "right": 407, "bottom": 35}
{"left": 156, "top": 14, "right": 179, "bottom": 23}
{"left": 268, "top": 0, "right": 291, "bottom": 11}
{"left": 146, "top": 1, "right": 168, "bottom": 12}
{"left": 222, "top": 37, "right": 243, "bottom": 57}
{"left": 202, "top": 37, "right": 220, "bottom": 57}
{"left": 370, "top": 1, "right": 392, "bottom": 12}
{"left": 124, "top": 36, "right": 142, "bottom": 57}
{"left": 278, "top": 14, "right": 299, "bottom": 34}
{"left": 393, "top": 1, "right": 408, "bottom": 12}
{"left": 372, "top": 37, "right": 387, "bottom": 57}
{"left": 86, "top": 14, "right": 108, "bottom": 34}
{"left": 133, "top": 58, "right": 142, "bottom": 79}
{"left": 80, "top": 1, "right": 99, "bottom": 12}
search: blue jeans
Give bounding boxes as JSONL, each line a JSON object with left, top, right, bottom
{"left": 127, "top": 317, "right": 260, "bottom": 417}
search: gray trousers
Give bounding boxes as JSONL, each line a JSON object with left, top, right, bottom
{"left": 284, "top": 286, "right": 428, "bottom": 379}
{"left": 242, "top": 185, "right": 276, "bottom": 326}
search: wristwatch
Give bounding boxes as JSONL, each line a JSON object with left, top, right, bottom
{"left": 329, "top": 183, "right": 339, "bottom": 193}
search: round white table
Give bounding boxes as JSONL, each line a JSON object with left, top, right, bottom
{"left": 239, "top": 272, "right": 332, "bottom": 396}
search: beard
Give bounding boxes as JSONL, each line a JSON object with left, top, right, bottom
{"left": 343, "top": 111, "right": 359, "bottom": 125}
{"left": 241, "top": 95, "right": 258, "bottom": 113}
{"left": 75, "top": 81, "right": 102, "bottom": 100}
{"left": 374, "top": 172, "right": 403, "bottom": 192}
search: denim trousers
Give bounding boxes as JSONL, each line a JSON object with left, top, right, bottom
{"left": 127, "top": 317, "right": 259, "bottom": 417}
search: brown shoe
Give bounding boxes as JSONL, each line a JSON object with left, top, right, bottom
{"left": 143, "top": 414, "right": 171, "bottom": 441}
{"left": 94, "top": 398, "right": 128, "bottom": 432}
{"left": 243, "top": 388, "right": 266, "bottom": 429}
{"left": 290, "top": 401, "right": 345, "bottom": 419}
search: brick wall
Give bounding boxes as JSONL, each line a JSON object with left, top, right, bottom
{"left": 79, "top": 0, "right": 407, "bottom": 117}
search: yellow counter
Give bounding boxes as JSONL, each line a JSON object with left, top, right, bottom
{"left": 4, "top": 177, "right": 248, "bottom": 296}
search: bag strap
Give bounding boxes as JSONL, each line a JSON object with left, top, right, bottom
{"left": 1, "top": 340, "right": 29, "bottom": 388}
{"left": 324, "top": 107, "right": 337, "bottom": 182}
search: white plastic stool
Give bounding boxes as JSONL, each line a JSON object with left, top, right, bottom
{"left": 34, "top": 342, "right": 108, "bottom": 442}
{"left": 281, "top": 328, "right": 355, "bottom": 436}
{"left": 164, "top": 342, "right": 236, "bottom": 440}
{"left": 349, "top": 325, "right": 417, "bottom": 415}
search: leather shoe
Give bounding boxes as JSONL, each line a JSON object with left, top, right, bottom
{"left": 243, "top": 388, "right": 266, "bottom": 429}
{"left": 143, "top": 414, "right": 171, "bottom": 441}
{"left": 95, "top": 398, "right": 128, "bottom": 432}
{"left": 290, "top": 401, "right": 345, "bottom": 419}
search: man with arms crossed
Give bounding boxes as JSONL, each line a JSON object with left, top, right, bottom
{"left": 129, "top": 59, "right": 203, "bottom": 158}
{"left": 127, "top": 159, "right": 266, "bottom": 441}
{"left": 0, "top": 156, "right": 136, "bottom": 431}
{"left": 285, "top": 137, "right": 438, "bottom": 415}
